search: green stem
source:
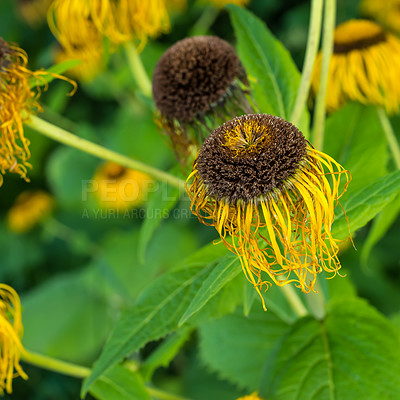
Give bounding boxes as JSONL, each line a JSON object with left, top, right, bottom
{"left": 22, "top": 351, "right": 90, "bottom": 378}
{"left": 27, "top": 115, "right": 186, "bottom": 191}
{"left": 22, "top": 351, "right": 193, "bottom": 400}
{"left": 280, "top": 284, "right": 308, "bottom": 318}
{"left": 311, "top": 0, "right": 336, "bottom": 150}
{"left": 377, "top": 107, "right": 400, "bottom": 169}
{"left": 304, "top": 278, "right": 326, "bottom": 320}
{"left": 189, "top": 6, "right": 220, "bottom": 36}
{"left": 290, "top": 0, "right": 324, "bottom": 128}
{"left": 124, "top": 42, "right": 152, "bottom": 98}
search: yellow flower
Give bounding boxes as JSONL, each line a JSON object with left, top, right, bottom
{"left": 186, "top": 114, "right": 350, "bottom": 309}
{"left": 360, "top": 0, "right": 400, "bottom": 34}
{"left": 201, "top": 0, "right": 249, "bottom": 8}
{"left": 93, "top": 162, "right": 153, "bottom": 211}
{"left": 152, "top": 36, "right": 253, "bottom": 168}
{"left": 48, "top": 0, "right": 170, "bottom": 77}
{"left": 0, "top": 284, "right": 28, "bottom": 394}
{"left": 7, "top": 190, "right": 54, "bottom": 233}
{"left": 236, "top": 393, "right": 263, "bottom": 400}
{"left": 311, "top": 19, "right": 400, "bottom": 114}
{"left": 18, "top": 0, "right": 53, "bottom": 27}
{"left": 0, "top": 38, "right": 75, "bottom": 186}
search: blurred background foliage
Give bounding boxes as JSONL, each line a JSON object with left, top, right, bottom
{"left": 0, "top": 0, "right": 399, "bottom": 399}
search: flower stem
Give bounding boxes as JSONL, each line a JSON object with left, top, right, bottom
{"left": 124, "top": 42, "right": 152, "bottom": 98}
{"left": 311, "top": 0, "right": 336, "bottom": 150}
{"left": 22, "top": 350, "right": 192, "bottom": 400}
{"left": 190, "top": 6, "right": 219, "bottom": 36}
{"left": 290, "top": 0, "right": 323, "bottom": 128}
{"left": 22, "top": 350, "right": 90, "bottom": 378}
{"left": 27, "top": 115, "right": 186, "bottom": 190}
{"left": 377, "top": 107, "right": 400, "bottom": 169}
{"left": 304, "top": 278, "right": 326, "bottom": 320}
{"left": 280, "top": 284, "right": 308, "bottom": 318}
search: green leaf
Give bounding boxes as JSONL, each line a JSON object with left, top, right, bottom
{"left": 82, "top": 250, "right": 239, "bottom": 396}
{"left": 90, "top": 365, "right": 150, "bottom": 400}
{"left": 325, "top": 103, "right": 389, "bottom": 193}
{"left": 333, "top": 170, "right": 400, "bottom": 240}
{"left": 138, "top": 182, "right": 180, "bottom": 262}
{"left": 178, "top": 254, "right": 241, "bottom": 326}
{"left": 260, "top": 298, "right": 400, "bottom": 400}
{"left": 361, "top": 194, "right": 400, "bottom": 265}
{"left": 141, "top": 328, "right": 192, "bottom": 381}
{"left": 29, "top": 60, "right": 81, "bottom": 89}
{"left": 199, "top": 305, "right": 291, "bottom": 390}
{"left": 228, "top": 5, "right": 309, "bottom": 134}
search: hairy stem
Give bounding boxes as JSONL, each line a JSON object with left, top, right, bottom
{"left": 304, "top": 278, "right": 326, "bottom": 320}
{"left": 27, "top": 115, "right": 186, "bottom": 190}
{"left": 124, "top": 41, "right": 152, "bottom": 98}
{"left": 290, "top": 0, "right": 323, "bottom": 128}
{"left": 377, "top": 107, "right": 400, "bottom": 169}
{"left": 311, "top": 0, "right": 336, "bottom": 150}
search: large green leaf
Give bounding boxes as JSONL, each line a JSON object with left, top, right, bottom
{"left": 325, "top": 103, "right": 388, "bottom": 193}
{"left": 178, "top": 254, "right": 241, "bottom": 326}
{"left": 333, "top": 170, "right": 400, "bottom": 240}
{"left": 260, "top": 298, "right": 400, "bottom": 400}
{"left": 228, "top": 5, "right": 309, "bottom": 134}
{"left": 199, "top": 304, "right": 292, "bottom": 390}
{"left": 82, "top": 244, "right": 239, "bottom": 395}
{"left": 90, "top": 365, "right": 150, "bottom": 400}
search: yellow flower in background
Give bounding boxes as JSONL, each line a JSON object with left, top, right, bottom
{"left": 167, "top": 0, "right": 187, "bottom": 12}
{"left": 201, "top": 0, "right": 249, "bottom": 8}
{"left": 311, "top": 19, "right": 400, "bottom": 114}
{"left": 0, "top": 284, "right": 28, "bottom": 394}
{"left": 7, "top": 190, "right": 54, "bottom": 233}
{"left": 152, "top": 36, "right": 252, "bottom": 168}
{"left": 93, "top": 162, "right": 153, "bottom": 211}
{"left": 0, "top": 38, "right": 75, "bottom": 186}
{"left": 360, "top": 0, "right": 400, "bottom": 34}
{"left": 236, "top": 393, "right": 263, "bottom": 400}
{"left": 48, "top": 0, "right": 170, "bottom": 78}
{"left": 186, "top": 114, "right": 350, "bottom": 309}
{"left": 18, "top": 0, "right": 53, "bottom": 27}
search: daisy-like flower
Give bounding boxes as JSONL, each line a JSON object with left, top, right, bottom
{"left": 48, "top": 0, "right": 170, "bottom": 78}
{"left": 7, "top": 190, "right": 54, "bottom": 233}
{"left": 311, "top": 19, "right": 400, "bottom": 114}
{"left": 0, "top": 284, "right": 27, "bottom": 394}
{"left": 93, "top": 162, "right": 153, "bottom": 211}
{"left": 18, "top": 0, "right": 53, "bottom": 27}
{"left": 0, "top": 38, "right": 74, "bottom": 186}
{"left": 360, "top": 0, "right": 400, "bottom": 35}
{"left": 152, "top": 36, "right": 253, "bottom": 167}
{"left": 186, "top": 114, "right": 350, "bottom": 308}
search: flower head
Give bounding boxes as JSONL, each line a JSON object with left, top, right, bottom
{"left": 93, "top": 162, "right": 153, "bottom": 211}
{"left": 311, "top": 19, "right": 400, "bottom": 114}
{"left": 186, "top": 114, "right": 350, "bottom": 308}
{"left": 152, "top": 36, "right": 252, "bottom": 167}
{"left": 0, "top": 284, "right": 27, "bottom": 394}
{"left": 7, "top": 190, "right": 54, "bottom": 233}
{"left": 48, "top": 0, "right": 170, "bottom": 78}
{"left": 0, "top": 38, "right": 74, "bottom": 186}
{"left": 360, "top": 0, "right": 400, "bottom": 34}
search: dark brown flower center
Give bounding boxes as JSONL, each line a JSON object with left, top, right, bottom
{"left": 152, "top": 36, "right": 245, "bottom": 123}
{"left": 196, "top": 114, "right": 307, "bottom": 203}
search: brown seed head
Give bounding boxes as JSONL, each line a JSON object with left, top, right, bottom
{"left": 152, "top": 36, "right": 244, "bottom": 123}
{"left": 196, "top": 114, "right": 307, "bottom": 203}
